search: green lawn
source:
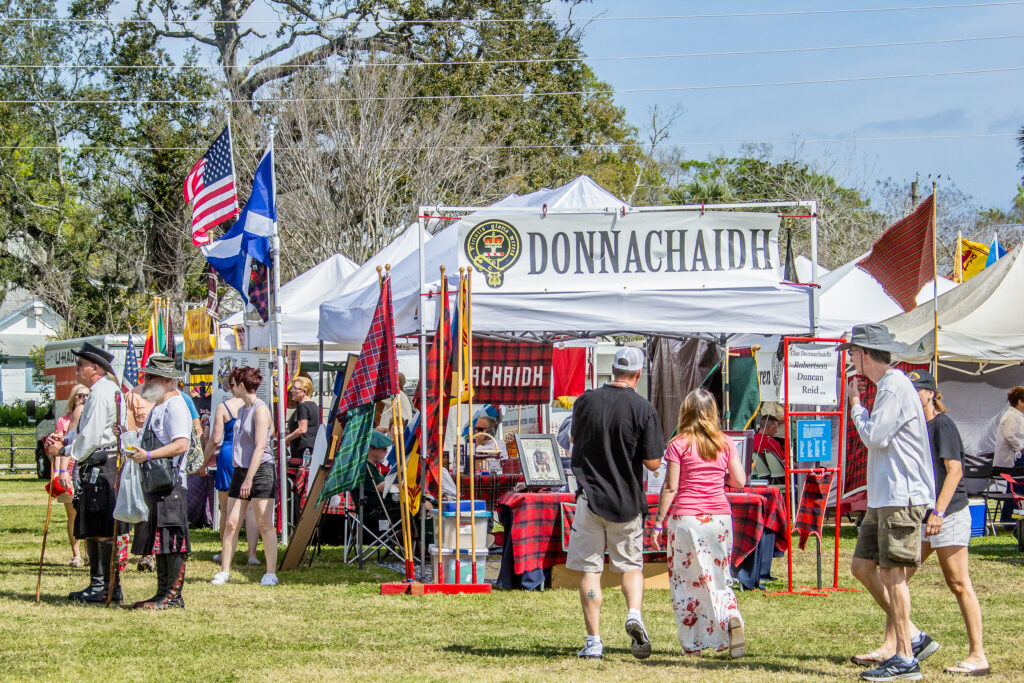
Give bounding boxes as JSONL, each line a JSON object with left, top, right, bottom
{"left": 2, "top": 473, "right": 1021, "bottom": 681}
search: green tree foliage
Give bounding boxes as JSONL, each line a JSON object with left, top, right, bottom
{"left": 667, "top": 145, "right": 886, "bottom": 269}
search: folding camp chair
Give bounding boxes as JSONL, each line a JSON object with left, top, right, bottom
{"left": 341, "top": 465, "right": 406, "bottom": 569}
{"left": 751, "top": 453, "right": 772, "bottom": 480}
{"left": 999, "top": 472, "right": 1024, "bottom": 551}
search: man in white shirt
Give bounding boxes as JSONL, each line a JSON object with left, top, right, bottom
{"left": 842, "top": 324, "right": 936, "bottom": 682}
{"left": 44, "top": 343, "right": 123, "bottom": 604}
{"left": 993, "top": 386, "right": 1024, "bottom": 468}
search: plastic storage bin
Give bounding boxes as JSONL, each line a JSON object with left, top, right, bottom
{"left": 968, "top": 498, "right": 986, "bottom": 538}
{"left": 429, "top": 544, "right": 488, "bottom": 584}
{"left": 431, "top": 508, "right": 491, "bottom": 553}
{"left": 441, "top": 500, "right": 486, "bottom": 514}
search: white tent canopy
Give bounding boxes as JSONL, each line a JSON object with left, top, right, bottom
{"left": 319, "top": 176, "right": 816, "bottom": 346}
{"left": 884, "top": 244, "right": 1024, "bottom": 363}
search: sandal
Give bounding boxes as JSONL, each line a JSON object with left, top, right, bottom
{"left": 944, "top": 661, "right": 990, "bottom": 676}
{"left": 851, "top": 652, "right": 888, "bottom": 667}
{"left": 728, "top": 617, "right": 746, "bottom": 659}
{"left": 69, "top": 557, "right": 83, "bottom": 568}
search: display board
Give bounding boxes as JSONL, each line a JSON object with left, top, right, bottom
{"left": 211, "top": 350, "right": 272, "bottom": 414}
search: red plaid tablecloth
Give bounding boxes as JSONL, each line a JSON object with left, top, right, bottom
{"left": 497, "top": 491, "right": 775, "bottom": 576}
{"left": 458, "top": 473, "right": 522, "bottom": 509}
{"left": 796, "top": 472, "right": 834, "bottom": 549}
{"left": 731, "top": 484, "right": 789, "bottom": 553}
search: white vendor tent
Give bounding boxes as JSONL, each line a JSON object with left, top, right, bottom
{"left": 318, "top": 176, "right": 816, "bottom": 346}
{"left": 222, "top": 225, "right": 426, "bottom": 351}
{"left": 883, "top": 244, "right": 1024, "bottom": 364}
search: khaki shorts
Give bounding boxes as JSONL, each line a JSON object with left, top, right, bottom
{"left": 565, "top": 496, "right": 643, "bottom": 574}
{"left": 853, "top": 505, "right": 929, "bottom": 568}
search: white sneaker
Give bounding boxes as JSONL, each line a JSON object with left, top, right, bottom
{"left": 260, "top": 573, "right": 279, "bottom": 586}
{"left": 211, "top": 554, "right": 221, "bottom": 563}
{"left": 211, "top": 571, "right": 230, "bottom": 585}
{"left": 247, "top": 556, "right": 261, "bottom": 566}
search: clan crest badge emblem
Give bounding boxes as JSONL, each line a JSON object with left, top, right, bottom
{"left": 464, "top": 219, "right": 522, "bottom": 288}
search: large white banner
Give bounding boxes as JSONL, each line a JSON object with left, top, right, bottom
{"left": 459, "top": 211, "right": 782, "bottom": 292}
{"left": 211, "top": 350, "right": 272, "bottom": 415}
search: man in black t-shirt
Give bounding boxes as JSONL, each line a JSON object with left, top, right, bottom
{"left": 568, "top": 346, "right": 664, "bottom": 661}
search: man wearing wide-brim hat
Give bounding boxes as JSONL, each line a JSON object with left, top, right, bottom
{"left": 841, "top": 323, "right": 938, "bottom": 681}
{"left": 44, "top": 342, "right": 124, "bottom": 604}
{"left": 116, "top": 353, "right": 193, "bottom": 610}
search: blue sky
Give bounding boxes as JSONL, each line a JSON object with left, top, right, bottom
{"left": 554, "top": 0, "right": 1024, "bottom": 210}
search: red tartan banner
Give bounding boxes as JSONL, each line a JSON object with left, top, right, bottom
{"left": 843, "top": 362, "right": 928, "bottom": 497}
{"left": 470, "top": 337, "right": 553, "bottom": 405}
{"left": 857, "top": 194, "right": 934, "bottom": 312}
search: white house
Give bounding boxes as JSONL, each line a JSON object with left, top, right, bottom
{"left": 0, "top": 289, "right": 64, "bottom": 404}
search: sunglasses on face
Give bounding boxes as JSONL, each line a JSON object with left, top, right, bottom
{"left": 474, "top": 426, "right": 489, "bottom": 433}
{"left": 76, "top": 394, "right": 88, "bottom": 400}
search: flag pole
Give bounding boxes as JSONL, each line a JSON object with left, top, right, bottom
{"left": 466, "top": 267, "right": 479, "bottom": 583}
{"left": 267, "top": 122, "right": 289, "bottom": 546}
{"left": 436, "top": 265, "right": 446, "bottom": 583}
{"left": 454, "top": 269, "right": 465, "bottom": 584}
{"left": 932, "top": 183, "right": 939, "bottom": 379}
{"left": 955, "top": 230, "right": 963, "bottom": 284}
{"left": 417, "top": 214, "right": 429, "bottom": 578}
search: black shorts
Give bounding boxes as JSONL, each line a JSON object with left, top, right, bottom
{"left": 228, "top": 462, "right": 277, "bottom": 500}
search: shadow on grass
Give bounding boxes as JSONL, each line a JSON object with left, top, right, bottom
{"left": 0, "top": 589, "right": 105, "bottom": 607}
{"left": 441, "top": 644, "right": 838, "bottom": 675}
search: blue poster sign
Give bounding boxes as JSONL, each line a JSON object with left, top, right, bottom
{"left": 796, "top": 420, "right": 831, "bottom": 463}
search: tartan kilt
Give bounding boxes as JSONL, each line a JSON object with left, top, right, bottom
{"left": 74, "top": 456, "right": 117, "bottom": 539}
{"left": 132, "top": 484, "right": 191, "bottom": 555}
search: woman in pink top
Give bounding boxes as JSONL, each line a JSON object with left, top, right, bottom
{"left": 652, "top": 389, "right": 747, "bottom": 658}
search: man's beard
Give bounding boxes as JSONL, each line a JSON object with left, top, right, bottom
{"left": 141, "top": 380, "right": 167, "bottom": 403}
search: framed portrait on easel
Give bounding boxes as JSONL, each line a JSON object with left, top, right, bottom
{"left": 514, "top": 434, "right": 566, "bottom": 489}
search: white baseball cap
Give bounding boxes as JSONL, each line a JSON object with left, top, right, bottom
{"left": 613, "top": 346, "right": 644, "bottom": 372}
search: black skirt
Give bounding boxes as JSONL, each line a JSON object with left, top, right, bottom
{"left": 74, "top": 456, "right": 117, "bottom": 539}
{"left": 131, "top": 484, "right": 191, "bottom": 555}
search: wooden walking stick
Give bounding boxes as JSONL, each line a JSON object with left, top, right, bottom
{"left": 106, "top": 393, "right": 124, "bottom": 607}
{"left": 36, "top": 473, "right": 56, "bottom": 603}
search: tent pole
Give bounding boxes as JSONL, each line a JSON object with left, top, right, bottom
{"left": 932, "top": 183, "right": 939, "bottom": 379}
{"left": 268, "top": 123, "right": 288, "bottom": 546}
{"left": 809, "top": 201, "right": 820, "bottom": 336}
{"left": 318, "top": 340, "right": 324, "bottom": 423}
{"left": 722, "top": 335, "right": 731, "bottom": 429}
{"left": 417, "top": 212, "right": 429, "bottom": 578}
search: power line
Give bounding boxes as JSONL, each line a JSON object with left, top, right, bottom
{"left": 3, "top": 33, "right": 1022, "bottom": 71}
{"left": 3, "top": 65, "right": 1021, "bottom": 105}
{"left": 1, "top": 133, "right": 1017, "bottom": 153}
{"left": 4, "top": 2, "right": 1023, "bottom": 25}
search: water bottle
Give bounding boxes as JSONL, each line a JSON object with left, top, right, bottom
{"left": 302, "top": 448, "right": 312, "bottom": 468}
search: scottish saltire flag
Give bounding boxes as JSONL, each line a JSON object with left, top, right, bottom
{"left": 201, "top": 145, "right": 274, "bottom": 307}
{"left": 184, "top": 126, "right": 239, "bottom": 246}
{"left": 123, "top": 331, "right": 140, "bottom": 389}
{"left": 985, "top": 234, "right": 1007, "bottom": 268}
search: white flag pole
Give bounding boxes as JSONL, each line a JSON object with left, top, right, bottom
{"left": 268, "top": 122, "right": 289, "bottom": 546}
{"left": 225, "top": 113, "right": 245, "bottom": 350}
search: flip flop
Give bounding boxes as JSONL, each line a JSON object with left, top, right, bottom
{"left": 728, "top": 617, "right": 746, "bottom": 659}
{"left": 944, "top": 661, "right": 990, "bottom": 676}
{"left": 851, "top": 652, "right": 887, "bottom": 667}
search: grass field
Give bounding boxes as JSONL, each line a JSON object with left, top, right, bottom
{"left": 2, "top": 473, "right": 1022, "bottom": 682}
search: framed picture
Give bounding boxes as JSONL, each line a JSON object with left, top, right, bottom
{"left": 514, "top": 434, "right": 567, "bottom": 488}
{"left": 723, "top": 430, "right": 754, "bottom": 486}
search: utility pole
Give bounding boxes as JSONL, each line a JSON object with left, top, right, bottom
{"left": 910, "top": 172, "right": 920, "bottom": 211}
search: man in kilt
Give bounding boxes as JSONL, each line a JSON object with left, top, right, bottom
{"left": 45, "top": 343, "right": 123, "bottom": 604}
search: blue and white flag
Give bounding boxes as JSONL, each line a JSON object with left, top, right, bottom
{"left": 984, "top": 234, "right": 1007, "bottom": 268}
{"left": 201, "top": 145, "right": 275, "bottom": 306}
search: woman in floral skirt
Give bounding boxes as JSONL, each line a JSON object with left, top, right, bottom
{"left": 651, "top": 389, "right": 747, "bottom": 657}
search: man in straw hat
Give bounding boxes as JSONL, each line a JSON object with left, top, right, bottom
{"left": 841, "top": 323, "right": 937, "bottom": 681}
{"left": 44, "top": 342, "right": 123, "bottom": 604}
{"left": 117, "top": 353, "right": 193, "bottom": 609}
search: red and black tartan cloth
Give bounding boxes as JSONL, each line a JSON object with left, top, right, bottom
{"left": 857, "top": 194, "right": 934, "bottom": 312}
{"left": 496, "top": 491, "right": 775, "bottom": 575}
{"left": 471, "top": 337, "right": 553, "bottom": 405}
{"left": 414, "top": 286, "right": 454, "bottom": 494}
{"left": 247, "top": 260, "right": 270, "bottom": 322}
{"left": 458, "top": 473, "right": 523, "bottom": 509}
{"left": 206, "top": 264, "right": 219, "bottom": 319}
{"left": 796, "top": 472, "right": 835, "bottom": 549}
{"left": 730, "top": 484, "right": 789, "bottom": 554}
{"left": 844, "top": 362, "right": 928, "bottom": 496}
{"left": 336, "top": 275, "right": 399, "bottom": 416}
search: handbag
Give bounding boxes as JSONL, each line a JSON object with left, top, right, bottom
{"left": 183, "top": 432, "right": 205, "bottom": 475}
{"left": 140, "top": 457, "right": 176, "bottom": 496}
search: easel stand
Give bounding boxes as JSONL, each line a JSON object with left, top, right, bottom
{"left": 765, "top": 336, "right": 857, "bottom": 598}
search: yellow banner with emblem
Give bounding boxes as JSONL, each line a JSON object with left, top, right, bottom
{"left": 183, "top": 307, "right": 217, "bottom": 363}
{"left": 958, "top": 237, "right": 989, "bottom": 283}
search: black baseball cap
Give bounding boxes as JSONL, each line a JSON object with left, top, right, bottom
{"left": 907, "top": 369, "right": 937, "bottom": 392}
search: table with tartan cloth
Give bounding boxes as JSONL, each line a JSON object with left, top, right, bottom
{"left": 729, "top": 484, "right": 789, "bottom": 554}
{"left": 458, "top": 473, "right": 522, "bottom": 509}
{"left": 495, "top": 490, "right": 781, "bottom": 590}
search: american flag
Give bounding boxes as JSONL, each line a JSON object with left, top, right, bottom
{"left": 184, "top": 125, "right": 239, "bottom": 246}
{"left": 123, "top": 331, "right": 140, "bottom": 389}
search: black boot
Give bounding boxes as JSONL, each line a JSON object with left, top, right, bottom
{"left": 134, "top": 555, "right": 168, "bottom": 609}
{"left": 69, "top": 539, "right": 103, "bottom": 602}
{"left": 154, "top": 554, "right": 186, "bottom": 609}
{"left": 82, "top": 542, "right": 121, "bottom": 604}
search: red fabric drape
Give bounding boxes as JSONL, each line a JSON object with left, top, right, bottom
{"left": 551, "top": 347, "right": 586, "bottom": 398}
